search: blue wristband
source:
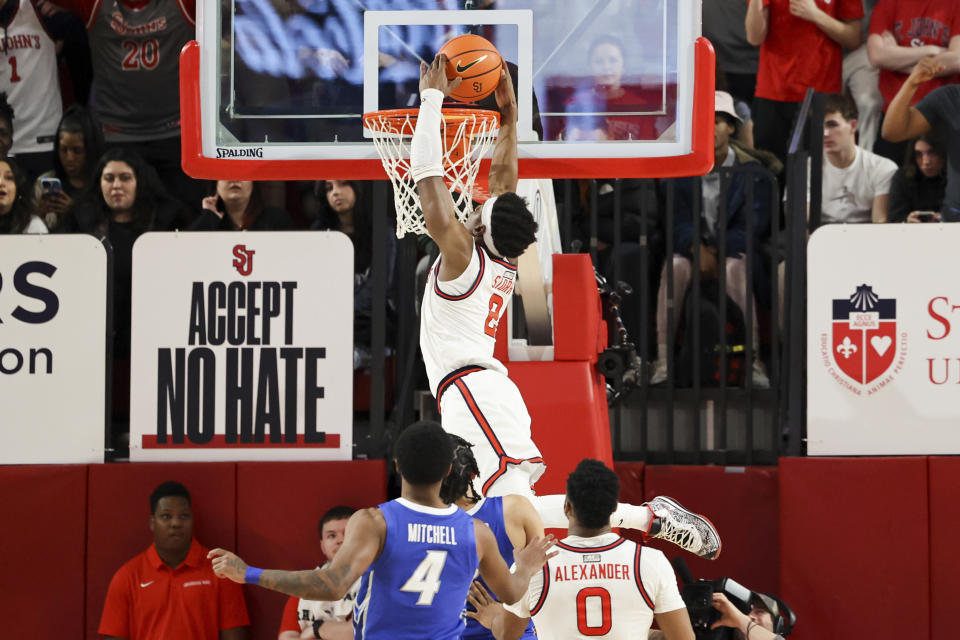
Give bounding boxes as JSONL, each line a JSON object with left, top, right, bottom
{"left": 244, "top": 566, "right": 263, "bottom": 585}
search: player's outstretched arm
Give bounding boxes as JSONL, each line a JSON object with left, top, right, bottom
{"left": 209, "top": 509, "right": 385, "bottom": 600}
{"left": 413, "top": 55, "right": 475, "bottom": 278}
{"left": 502, "top": 494, "right": 545, "bottom": 551}
{"left": 474, "top": 520, "right": 555, "bottom": 605}
{"left": 488, "top": 68, "right": 519, "bottom": 196}
{"left": 466, "top": 581, "right": 529, "bottom": 640}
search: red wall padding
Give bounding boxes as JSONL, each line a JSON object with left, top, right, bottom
{"left": 0, "top": 465, "right": 87, "bottom": 637}
{"left": 236, "top": 460, "right": 387, "bottom": 640}
{"left": 552, "top": 254, "right": 606, "bottom": 361}
{"left": 508, "top": 360, "right": 613, "bottom": 496}
{"left": 614, "top": 461, "right": 646, "bottom": 509}
{"left": 779, "top": 457, "right": 929, "bottom": 640}
{"left": 928, "top": 457, "right": 960, "bottom": 640}
{"left": 85, "top": 463, "right": 238, "bottom": 640}
{"left": 642, "top": 465, "right": 779, "bottom": 595}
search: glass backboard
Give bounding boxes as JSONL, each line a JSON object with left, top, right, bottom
{"left": 181, "top": 0, "right": 714, "bottom": 179}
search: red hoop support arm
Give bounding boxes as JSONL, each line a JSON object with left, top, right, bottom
{"left": 179, "top": 37, "right": 715, "bottom": 181}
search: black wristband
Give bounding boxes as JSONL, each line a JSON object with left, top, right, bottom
{"left": 312, "top": 619, "right": 325, "bottom": 638}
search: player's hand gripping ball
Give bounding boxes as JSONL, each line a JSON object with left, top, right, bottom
{"left": 437, "top": 33, "right": 503, "bottom": 102}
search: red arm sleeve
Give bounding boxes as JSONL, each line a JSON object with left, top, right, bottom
{"left": 278, "top": 596, "right": 302, "bottom": 634}
{"left": 98, "top": 568, "right": 132, "bottom": 638}
{"left": 217, "top": 576, "right": 251, "bottom": 631}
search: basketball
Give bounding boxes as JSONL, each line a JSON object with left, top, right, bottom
{"left": 437, "top": 34, "right": 502, "bottom": 103}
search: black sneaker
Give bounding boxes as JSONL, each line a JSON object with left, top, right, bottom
{"left": 646, "top": 496, "right": 722, "bottom": 560}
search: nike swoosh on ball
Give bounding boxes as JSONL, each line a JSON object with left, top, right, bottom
{"left": 456, "top": 55, "right": 487, "bottom": 73}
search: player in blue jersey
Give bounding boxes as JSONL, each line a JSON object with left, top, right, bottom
{"left": 209, "top": 421, "right": 557, "bottom": 640}
{"left": 440, "top": 434, "right": 541, "bottom": 640}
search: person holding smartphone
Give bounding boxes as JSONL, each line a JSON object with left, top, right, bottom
{"left": 34, "top": 106, "right": 104, "bottom": 230}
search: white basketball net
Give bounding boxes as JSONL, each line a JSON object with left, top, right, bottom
{"left": 364, "top": 109, "right": 500, "bottom": 238}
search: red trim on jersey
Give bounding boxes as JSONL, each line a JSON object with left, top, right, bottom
{"left": 84, "top": 0, "right": 101, "bottom": 29}
{"left": 484, "top": 247, "right": 517, "bottom": 271}
{"left": 451, "top": 377, "right": 544, "bottom": 495}
{"left": 529, "top": 564, "right": 550, "bottom": 616}
{"left": 556, "top": 537, "right": 628, "bottom": 553}
{"left": 433, "top": 244, "right": 485, "bottom": 301}
{"left": 174, "top": 0, "right": 194, "bottom": 27}
{"left": 436, "top": 364, "right": 485, "bottom": 414}
{"left": 633, "top": 545, "right": 655, "bottom": 610}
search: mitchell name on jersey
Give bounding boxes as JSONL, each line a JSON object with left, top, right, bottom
{"left": 407, "top": 523, "right": 459, "bottom": 545}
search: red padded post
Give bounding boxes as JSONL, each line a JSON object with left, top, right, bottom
{"left": 642, "top": 465, "right": 779, "bottom": 594}
{"left": 235, "top": 461, "right": 388, "bottom": 640}
{"left": 929, "top": 457, "right": 960, "bottom": 640}
{"left": 552, "top": 253, "right": 606, "bottom": 362}
{"left": 779, "top": 457, "right": 929, "bottom": 640}
{"left": 86, "top": 463, "right": 238, "bottom": 640}
{"left": 0, "top": 465, "right": 87, "bottom": 638}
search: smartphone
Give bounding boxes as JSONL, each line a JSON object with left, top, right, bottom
{"left": 40, "top": 177, "right": 62, "bottom": 195}
{"left": 916, "top": 211, "right": 937, "bottom": 222}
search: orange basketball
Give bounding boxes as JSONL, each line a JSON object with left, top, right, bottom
{"left": 438, "top": 34, "right": 502, "bottom": 103}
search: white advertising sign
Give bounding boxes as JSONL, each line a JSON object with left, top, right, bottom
{"left": 0, "top": 235, "right": 107, "bottom": 463}
{"left": 129, "top": 232, "right": 353, "bottom": 461}
{"left": 808, "top": 224, "right": 960, "bottom": 455}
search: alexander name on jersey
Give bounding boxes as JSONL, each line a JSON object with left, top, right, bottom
{"left": 554, "top": 557, "right": 632, "bottom": 582}
{"left": 407, "top": 523, "right": 459, "bottom": 545}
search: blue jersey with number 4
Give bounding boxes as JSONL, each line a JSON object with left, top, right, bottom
{"left": 353, "top": 498, "right": 478, "bottom": 640}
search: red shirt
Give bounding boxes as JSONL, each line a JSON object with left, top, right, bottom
{"left": 279, "top": 596, "right": 301, "bottom": 634}
{"left": 98, "top": 539, "right": 249, "bottom": 640}
{"left": 869, "top": 0, "right": 960, "bottom": 108}
{"left": 755, "top": 0, "right": 864, "bottom": 102}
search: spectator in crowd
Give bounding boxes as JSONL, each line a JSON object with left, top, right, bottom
{"left": 0, "top": 0, "right": 91, "bottom": 178}
{"left": 564, "top": 35, "right": 670, "bottom": 142}
{"left": 882, "top": 57, "right": 960, "bottom": 220}
{"left": 277, "top": 506, "right": 358, "bottom": 640}
{"left": 889, "top": 132, "right": 947, "bottom": 222}
{"left": 820, "top": 93, "right": 898, "bottom": 224}
{"left": 704, "top": 0, "right": 760, "bottom": 105}
{"left": 33, "top": 105, "right": 104, "bottom": 231}
{"left": 710, "top": 592, "right": 790, "bottom": 640}
{"left": 651, "top": 92, "right": 776, "bottom": 388}
{"left": 866, "top": 0, "right": 960, "bottom": 163}
{"left": 717, "top": 68, "right": 756, "bottom": 149}
{"left": 60, "top": 148, "right": 188, "bottom": 453}
{"left": 312, "top": 180, "right": 396, "bottom": 370}
{"left": 0, "top": 92, "right": 13, "bottom": 158}
{"left": 190, "top": 180, "right": 295, "bottom": 231}
{"left": 99, "top": 481, "right": 249, "bottom": 640}
{"left": 81, "top": 0, "right": 201, "bottom": 207}
{"left": 567, "top": 177, "right": 663, "bottom": 357}
{"left": 0, "top": 157, "right": 46, "bottom": 234}
{"left": 746, "top": 0, "right": 864, "bottom": 162}
{"left": 842, "top": 0, "right": 883, "bottom": 151}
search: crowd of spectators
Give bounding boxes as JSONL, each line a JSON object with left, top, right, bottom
{"left": 1, "top": 0, "right": 958, "bottom": 415}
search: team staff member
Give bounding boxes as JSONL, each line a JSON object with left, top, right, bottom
{"left": 467, "top": 460, "right": 695, "bottom": 640}
{"left": 99, "top": 481, "right": 249, "bottom": 640}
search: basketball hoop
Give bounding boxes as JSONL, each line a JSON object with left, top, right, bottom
{"left": 363, "top": 108, "right": 500, "bottom": 238}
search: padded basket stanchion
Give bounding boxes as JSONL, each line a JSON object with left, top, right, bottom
{"left": 363, "top": 108, "right": 500, "bottom": 237}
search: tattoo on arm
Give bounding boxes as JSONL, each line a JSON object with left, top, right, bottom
{"left": 259, "top": 563, "right": 354, "bottom": 601}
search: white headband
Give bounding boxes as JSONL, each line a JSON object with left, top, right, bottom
{"left": 480, "top": 195, "right": 503, "bottom": 258}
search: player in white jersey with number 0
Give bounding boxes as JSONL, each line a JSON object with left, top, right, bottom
{"left": 413, "top": 54, "right": 721, "bottom": 560}
{"left": 466, "top": 459, "right": 696, "bottom": 640}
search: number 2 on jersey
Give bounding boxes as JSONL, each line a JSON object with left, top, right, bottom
{"left": 484, "top": 294, "right": 504, "bottom": 338}
{"left": 576, "top": 587, "right": 612, "bottom": 636}
{"left": 400, "top": 550, "right": 448, "bottom": 605}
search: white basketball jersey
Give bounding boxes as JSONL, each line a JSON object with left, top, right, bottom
{"left": 2, "top": 0, "right": 61, "bottom": 154}
{"left": 420, "top": 244, "right": 515, "bottom": 396}
{"left": 506, "top": 533, "right": 686, "bottom": 640}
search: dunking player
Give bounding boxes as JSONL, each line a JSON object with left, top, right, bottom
{"left": 466, "top": 459, "right": 696, "bottom": 640}
{"left": 209, "top": 421, "right": 556, "bottom": 640}
{"left": 413, "top": 54, "right": 721, "bottom": 559}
